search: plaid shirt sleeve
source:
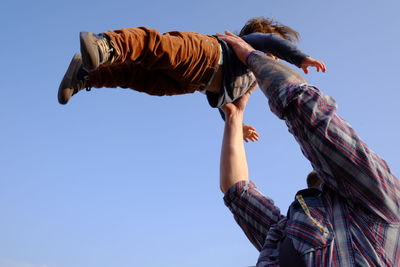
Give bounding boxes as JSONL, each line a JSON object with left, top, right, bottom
{"left": 247, "top": 52, "right": 400, "bottom": 223}
{"left": 224, "top": 180, "right": 285, "bottom": 251}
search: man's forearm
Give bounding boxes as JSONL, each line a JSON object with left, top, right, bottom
{"left": 219, "top": 112, "right": 249, "bottom": 193}
{"left": 246, "top": 50, "right": 306, "bottom": 97}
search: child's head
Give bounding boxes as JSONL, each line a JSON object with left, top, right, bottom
{"left": 239, "top": 17, "right": 300, "bottom": 43}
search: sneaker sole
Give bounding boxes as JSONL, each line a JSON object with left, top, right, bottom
{"left": 58, "top": 54, "right": 82, "bottom": 105}
{"left": 80, "top": 31, "right": 99, "bottom": 71}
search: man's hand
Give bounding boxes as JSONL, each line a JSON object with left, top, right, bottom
{"left": 220, "top": 86, "right": 259, "bottom": 143}
{"left": 243, "top": 124, "right": 260, "bottom": 143}
{"left": 300, "top": 56, "right": 327, "bottom": 74}
{"left": 220, "top": 85, "right": 256, "bottom": 117}
{"left": 217, "top": 31, "right": 255, "bottom": 64}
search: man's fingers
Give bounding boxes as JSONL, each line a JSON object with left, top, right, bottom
{"left": 224, "top": 31, "right": 236, "bottom": 37}
{"left": 246, "top": 86, "right": 257, "bottom": 97}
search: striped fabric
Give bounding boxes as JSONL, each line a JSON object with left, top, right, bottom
{"left": 224, "top": 74, "right": 400, "bottom": 265}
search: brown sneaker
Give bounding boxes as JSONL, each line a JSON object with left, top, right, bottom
{"left": 80, "top": 31, "right": 116, "bottom": 71}
{"left": 58, "top": 54, "right": 90, "bottom": 105}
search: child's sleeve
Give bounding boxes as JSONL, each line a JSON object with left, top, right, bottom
{"left": 242, "top": 33, "right": 308, "bottom": 67}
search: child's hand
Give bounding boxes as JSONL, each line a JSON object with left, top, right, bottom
{"left": 243, "top": 124, "right": 260, "bottom": 143}
{"left": 300, "top": 57, "right": 327, "bottom": 74}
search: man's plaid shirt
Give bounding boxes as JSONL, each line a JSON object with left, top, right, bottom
{"left": 224, "top": 52, "right": 400, "bottom": 266}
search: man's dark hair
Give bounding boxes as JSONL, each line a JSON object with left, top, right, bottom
{"left": 307, "top": 171, "right": 322, "bottom": 188}
{"left": 239, "top": 17, "right": 300, "bottom": 43}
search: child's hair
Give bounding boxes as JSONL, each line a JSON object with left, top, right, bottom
{"left": 239, "top": 17, "right": 300, "bottom": 43}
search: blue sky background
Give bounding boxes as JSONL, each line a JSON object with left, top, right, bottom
{"left": 1, "top": 0, "right": 399, "bottom": 266}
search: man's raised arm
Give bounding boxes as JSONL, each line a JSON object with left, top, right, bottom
{"left": 219, "top": 90, "right": 253, "bottom": 193}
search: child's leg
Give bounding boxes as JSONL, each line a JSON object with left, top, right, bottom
{"left": 58, "top": 54, "right": 190, "bottom": 105}
{"left": 101, "top": 27, "right": 221, "bottom": 92}
{"left": 58, "top": 50, "right": 207, "bottom": 105}
{"left": 59, "top": 28, "right": 221, "bottom": 104}
{"left": 89, "top": 62, "right": 197, "bottom": 96}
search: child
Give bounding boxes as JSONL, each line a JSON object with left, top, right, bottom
{"left": 58, "top": 17, "right": 324, "bottom": 142}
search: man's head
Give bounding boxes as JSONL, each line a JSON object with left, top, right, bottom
{"left": 239, "top": 17, "right": 300, "bottom": 43}
{"left": 307, "top": 171, "right": 322, "bottom": 188}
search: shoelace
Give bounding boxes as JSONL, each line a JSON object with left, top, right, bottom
{"left": 97, "top": 37, "right": 114, "bottom": 64}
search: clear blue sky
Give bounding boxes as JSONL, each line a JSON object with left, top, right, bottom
{"left": 1, "top": 0, "right": 399, "bottom": 266}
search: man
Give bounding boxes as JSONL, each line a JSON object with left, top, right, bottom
{"left": 218, "top": 32, "right": 400, "bottom": 266}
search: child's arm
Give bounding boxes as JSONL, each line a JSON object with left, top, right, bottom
{"left": 243, "top": 123, "right": 260, "bottom": 143}
{"left": 241, "top": 33, "right": 326, "bottom": 74}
